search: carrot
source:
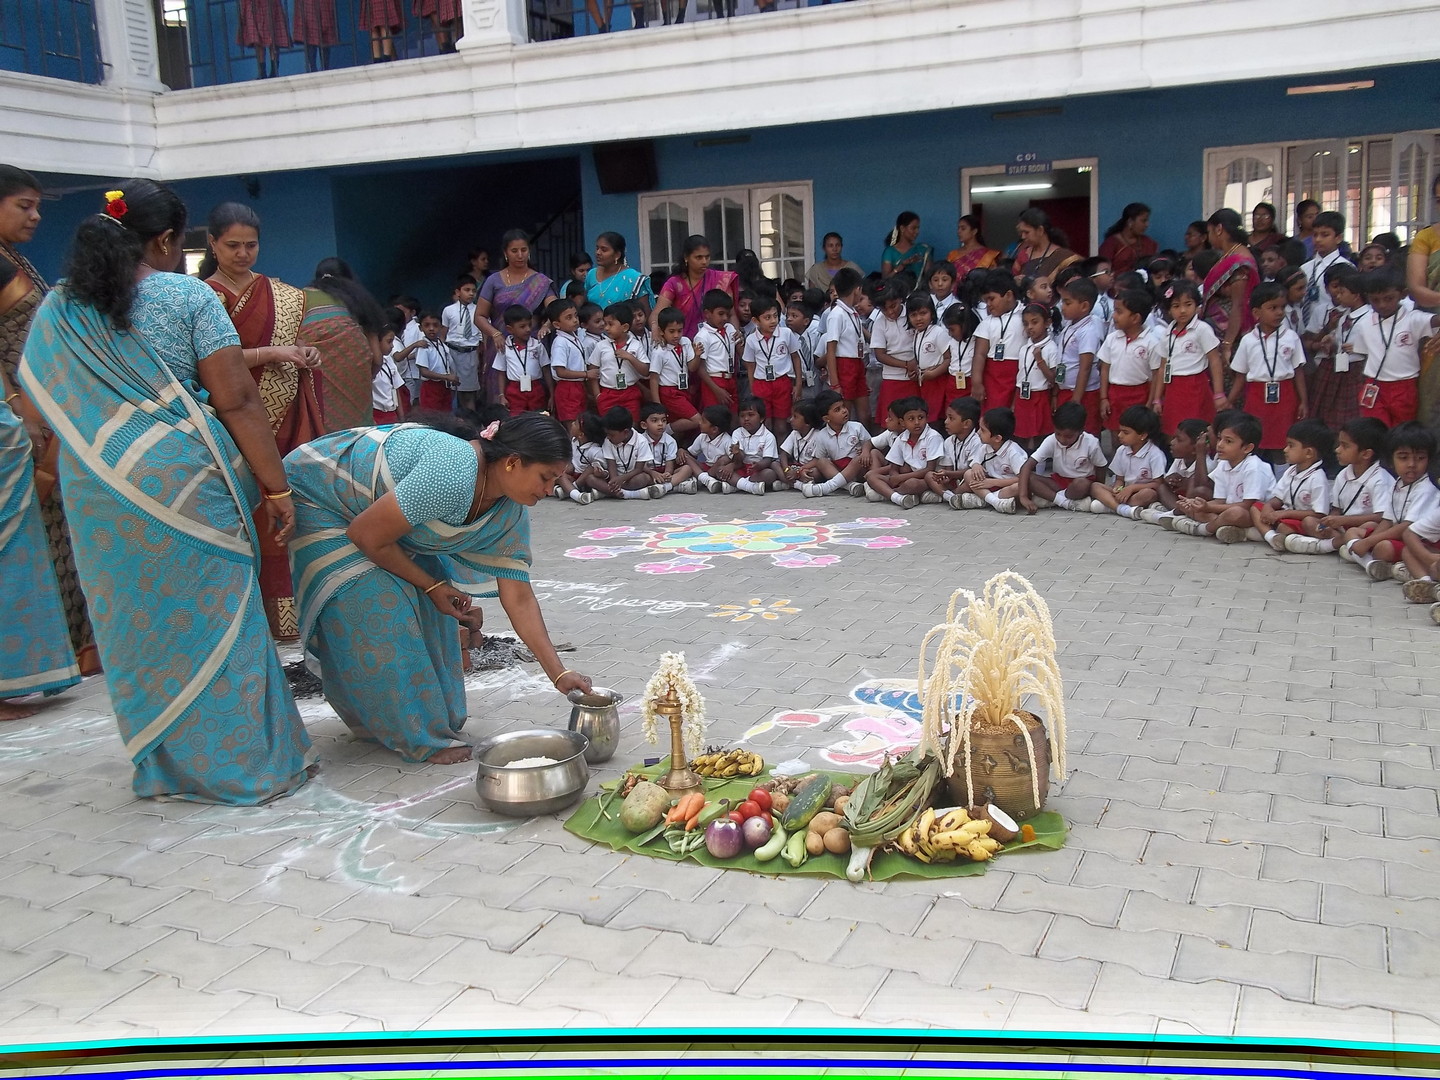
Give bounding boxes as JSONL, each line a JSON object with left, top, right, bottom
{"left": 677, "top": 793, "right": 704, "bottom": 821}
{"left": 684, "top": 805, "right": 707, "bottom": 831}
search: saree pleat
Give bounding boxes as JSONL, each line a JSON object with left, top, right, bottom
{"left": 300, "top": 289, "right": 375, "bottom": 434}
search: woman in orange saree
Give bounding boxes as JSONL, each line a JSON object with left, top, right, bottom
{"left": 202, "top": 202, "right": 323, "bottom": 640}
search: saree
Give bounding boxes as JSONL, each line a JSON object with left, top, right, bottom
{"left": 584, "top": 265, "right": 654, "bottom": 309}
{"left": 299, "top": 288, "right": 376, "bottom": 434}
{"left": 209, "top": 273, "right": 323, "bottom": 639}
{"left": 1202, "top": 248, "right": 1260, "bottom": 342}
{"left": 286, "top": 425, "right": 531, "bottom": 761}
{"left": 1015, "top": 245, "right": 1080, "bottom": 283}
{"left": 946, "top": 246, "right": 999, "bottom": 280}
{"left": 479, "top": 270, "right": 556, "bottom": 402}
{"left": 18, "top": 283, "right": 311, "bottom": 803}
{"left": 1415, "top": 226, "right": 1440, "bottom": 437}
{"left": 0, "top": 403, "right": 80, "bottom": 699}
{"left": 659, "top": 268, "right": 739, "bottom": 338}
{"left": 0, "top": 242, "right": 101, "bottom": 674}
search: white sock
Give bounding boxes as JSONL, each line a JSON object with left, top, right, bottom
{"left": 1318, "top": 537, "right": 1337, "bottom": 552}
{"left": 1116, "top": 504, "right": 1135, "bottom": 518}
{"left": 1054, "top": 493, "right": 1073, "bottom": 509}
{"left": 890, "top": 492, "right": 906, "bottom": 507}
{"left": 1264, "top": 530, "right": 1277, "bottom": 545}
{"left": 984, "top": 491, "right": 1003, "bottom": 509}
{"left": 661, "top": 482, "right": 673, "bottom": 493}
{"left": 820, "top": 475, "right": 847, "bottom": 494}
{"left": 942, "top": 491, "right": 956, "bottom": 505}
{"left": 569, "top": 489, "right": 584, "bottom": 503}
{"left": 621, "top": 488, "right": 647, "bottom": 500}
{"left": 1356, "top": 551, "right": 1375, "bottom": 567}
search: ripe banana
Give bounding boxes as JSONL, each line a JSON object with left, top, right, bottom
{"left": 690, "top": 748, "right": 764, "bottom": 778}
{"left": 889, "top": 805, "right": 1003, "bottom": 863}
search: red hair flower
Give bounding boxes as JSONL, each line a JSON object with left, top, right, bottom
{"left": 103, "top": 189, "right": 128, "bottom": 219}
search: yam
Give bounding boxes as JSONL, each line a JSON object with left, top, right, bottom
{"left": 619, "top": 781, "right": 670, "bottom": 832}
{"left": 804, "top": 830, "right": 826, "bottom": 856}
{"left": 822, "top": 827, "right": 851, "bottom": 854}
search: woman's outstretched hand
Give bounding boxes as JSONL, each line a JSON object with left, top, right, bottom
{"left": 554, "top": 670, "right": 593, "bottom": 696}
{"left": 428, "top": 582, "right": 473, "bottom": 620}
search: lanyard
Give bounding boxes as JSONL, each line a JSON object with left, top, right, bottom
{"left": 648, "top": 435, "right": 669, "bottom": 462}
{"left": 1286, "top": 463, "right": 1322, "bottom": 507}
{"left": 509, "top": 341, "right": 529, "bottom": 374}
{"left": 756, "top": 334, "right": 777, "bottom": 376}
{"left": 1061, "top": 317, "right": 1089, "bottom": 356}
{"left": 1371, "top": 313, "right": 1401, "bottom": 380}
{"left": 1393, "top": 479, "right": 1424, "bottom": 521}
{"left": 996, "top": 309, "right": 1017, "bottom": 351}
{"left": 615, "top": 438, "right": 636, "bottom": 471}
{"left": 1337, "top": 465, "right": 1377, "bottom": 515}
{"left": 1254, "top": 328, "right": 1280, "bottom": 381}
{"left": 1022, "top": 337, "right": 1050, "bottom": 381}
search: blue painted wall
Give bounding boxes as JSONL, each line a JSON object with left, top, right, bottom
{"left": 581, "top": 60, "right": 1440, "bottom": 270}
{"left": 0, "top": 0, "right": 102, "bottom": 83}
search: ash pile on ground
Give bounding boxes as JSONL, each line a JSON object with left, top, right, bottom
{"left": 283, "top": 636, "right": 537, "bottom": 699}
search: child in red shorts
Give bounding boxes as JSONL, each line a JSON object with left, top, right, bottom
{"left": 492, "top": 304, "right": 549, "bottom": 416}
{"left": 648, "top": 307, "right": 702, "bottom": 438}
{"left": 1225, "top": 283, "right": 1307, "bottom": 463}
{"left": 547, "top": 299, "right": 593, "bottom": 424}
{"left": 710, "top": 398, "right": 777, "bottom": 496}
{"left": 588, "top": 300, "right": 648, "bottom": 419}
{"left": 744, "top": 296, "right": 801, "bottom": 445}
{"left": 695, "top": 291, "right": 740, "bottom": 411}
{"left": 639, "top": 402, "right": 699, "bottom": 494}
{"left": 1098, "top": 288, "right": 1161, "bottom": 433}
{"left": 1013, "top": 302, "right": 1059, "bottom": 450}
{"left": 823, "top": 267, "right": 871, "bottom": 428}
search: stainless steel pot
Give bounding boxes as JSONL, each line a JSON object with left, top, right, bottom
{"left": 567, "top": 687, "right": 622, "bottom": 764}
{"left": 473, "top": 728, "right": 590, "bottom": 816}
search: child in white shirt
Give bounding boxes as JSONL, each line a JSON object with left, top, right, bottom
{"left": 415, "top": 312, "right": 458, "bottom": 412}
{"left": 865, "top": 395, "right": 942, "bottom": 509}
{"left": 710, "top": 398, "right": 779, "bottom": 496}
{"left": 1153, "top": 280, "right": 1226, "bottom": 433}
{"left": 926, "top": 396, "right": 983, "bottom": 507}
{"left": 1139, "top": 418, "right": 1215, "bottom": 526}
{"left": 1253, "top": 418, "right": 1334, "bottom": 552}
{"left": 1055, "top": 277, "right": 1106, "bottom": 434}
{"left": 649, "top": 307, "right": 702, "bottom": 437}
{"left": 941, "top": 305, "right": 980, "bottom": 399}
{"left": 1341, "top": 421, "right": 1438, "bottom": 579}
{"left": 972, "top": 272, "right": 1026, "bottom": 411}
{"left": 1090, "top": 405, "right": 1168, "bottom": 517}
{"left": 1298, "top": 211, "right": 1349, "bottom": 337}
{"left": 492, "top": 305, "right": 549, "bottom": 416}
{"left": 1225, "top": 283, "right": 1308, "bottom": 458}
{"left": 588, "top": 300, "right": 649, "bottom": 419}
{"left": 441, "top": 275, "right": 482, "bottom": 410}
{"left": 743, "top": 297, "right": 801, "bottom": 442}
{"left": 639, "top": 402, "right": 698, "bottom": 495}
{"left": 684, "top": 405, "right": 739, "bottom": 493}
{"left": 372, "top": 346, "right": 406, "bottom": 425}
{"left": 1018, "top": 400, "right": 1109, "bottom": 513}
{"left": 695, "top": 291, "right": 740, "bottom": 410}
{"left": 555, "top": 411, "right": 604, "bottom": 505}
{"left": 1172, "top": 413, "right": 1274, "bottom": 542}
{"left": 956, "top": 406, "right": 1029, "bottom": 513}
{"left": 1283, "top": 416, "right": 1391, "bottom": 555}
{"left": 1349, "top": 271, "right": 1440, "bottom": 428}
{"left": 779, "top": 399, "right": 822, "bottom": 490}
{"left": 1097, "top": 289, "right": 1161, "bottom": 433}
{"left": 1014, "top": 303, "right": 1059, "bottom": 448}
{"left": 928, "top": 262, "right": 960, "bottom": 323}
{"left": 594, "top": 405, "right": 661, "bottom": 501}
{"left": 547, "top": 299, "right": 593, "bottom": 426}
{"left": 801, "top": 390, "right": 874, "bottom": 498}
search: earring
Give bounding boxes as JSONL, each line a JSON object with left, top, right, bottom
{"left": 505, "top": 463, "right": 514, "bottom": 472}
{"left": 160, "top": 244, "right": 169, "bottom": 254}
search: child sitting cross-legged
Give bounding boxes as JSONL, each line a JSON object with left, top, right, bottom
{"left": 593, "top": 406, "right": 663, "bottom": 501}
{"left": 1018, "top": 400, "right": 1108, "bottom": 514}
{"left": 865, "top": 396, "right": 943, "bottom": 509}
{"left": 1284, "top": 416, "right": 1390, "bottom": 555}
{"left": 1399, "top": 502, "right": 1440, "bottom": 616}
{"left": 800, "top": 390, "right": 874, "bottom": 498}
{"left": 1252, "top": 418, "right": 1334, "bottom": 552}
{"left": 1171, "top": 412, "right": 1273, "bottom": 542}
{"left": 1139, "top": 418, "right": 1215, "bottom": 526}
{"left": 955, "top": 406, "right": 1029, "bottom": 513}
{"left": 554, "top": 411, "right": 604, "bottom": 505}
{"left": 683, "top": 405, "right": 738, "bottom": 493}
{"left": 926, "top": 396, "right": 983, "bottom": 508}
{"left": 639, "top": 402, "right": 699, "bottom": 495}
{"left": 778, "top": 400, "right": 821, "bottom": 491}
{"left": 1089, "top": 405, "right": 1168, "bottom": 518}
{"left": 710, "top": 398, "right": 778, "bottom": 496}
{"left": 1339, "top": 421, "right": 1438, "bottom": 580}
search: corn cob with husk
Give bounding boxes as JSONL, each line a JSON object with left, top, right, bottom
{"left": 841, "top": 747, "right": 940, "bottom": 880}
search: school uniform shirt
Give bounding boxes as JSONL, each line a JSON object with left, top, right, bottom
{"left": 1033, "top": 431, "right": 1108, "bottom": 479}
{"left": 871, "top": 311, "right": 916, "bottom": 380}
{"left": 571, "top": 439, "right": 606, "bottom": 474}
{"left": 695, "top": 323, "right": 739, "bottom": 376}
{"left": 1409, "top": 500, "right": 1440, "bottom": 544}
{"left": 1386, "top": 475, "right": 1439, "bottom": 525}
{"left": 914, "top": 326, "right": 952, "bottom": 374}
{"left": 730, "top": 426, "right": 779, "bottom": 465}
{"left": 1160, "top": 319, "right": 1221, "bottom": 378}
{"left": 1269, "top": 463, "right": 1329, "bottom": 513}
{"left": 650, "top": 337, "right": 696, "bottom": 389}
{"left": 1229, "top": 326, "right": 1305, "bottom": 384}
{"left": 934, "top": 294, "right": 960, "bottom": 321}
{"left": 492, "top": 337, "right": 547, "bottom": 385}
{"left": 743, "top": 328, "right": 800, "bottom": 380}
{"left": 800, "top": 318, "right": 826, "bottom": 384}
{"left": 1098, "top": 328, "right": 1161, "bottom": 387}
{"left": 1018, "top": 336, "right": 1059, "bottom": 393}
{"left": 1333, "top": 304, "right": 1369, "bottom": 372}
{"left": 1144, "top": 307, "right": 1168, "bottom": 334}
{"left": 588, "top": 333, "right": 645, "bottom": 390}
{"left": 395, "top": 318, "right": 423, "bottom": 380}
{"left": 1351, "top": 309, "right": 1435, "bottom": 382}
{"left": 1109, "top": 441, "right": 1167, "bottom": 484}
{"left": 441, "top": 300, "right": 483, "bottom": 350}
{"left": 885, "top": 427, "right": 944, "bottom": 470}
{"left": 870, "top": 429, "right": 897, "bottom": 453}
{"left": 1211, "top": 454, "right": 1277, "bottom": 504}
{"left": 813, "top": 420, "right": 870, "bottom": 461}
{"left": 578, "top": 327, "right": 602, "bottom": 362}
{"left": 550, "top": 330, "right": 587, "bottom": 379}
{"left": 781, "top": 427, "right": 819, "bottom": 465}
{"left": 940, "top": 431, "right": 984, "bottom": 471}
{"left": 601, "top": 430, "right": 653, "bottom": 473}
{"left": 976, "top": 307, "right": 1026, "bottom": 365}
{"left": 1164, "top": 457, "right": 1198, "bottom": 482}
{"left": 948, "top": 334, "right": 976, "bottom": 378}
{"left": 1095, "top": 293, "right": 1115, "bottom": 340}
{"left": 980, "top": 440, "right": 1029, "bottom": 481}
{"left": 1058, "top": 315, "right": 1105, "bottom": 392}
{"left": 689, "top": 430, "right": 731, "bottom": 466}
{"left": 372, "top": 355, "right": 404, "bottom": 412}
{"left": 1299, "top": 251, "right": 1348, "bottom": 334}
{"left": 644, "top": 431, "right": 680, "bottom": 468}
{"left": 415, "top": 339, "right": 455, "bottom": 381}
{"left": 823, "top": 300, "right": 865, "bottom": 359}
{"left": 1329, "top": 463, "right": 1392, "bottom": 518}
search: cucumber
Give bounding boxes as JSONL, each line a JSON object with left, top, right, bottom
{"left": 779, "top": 773, "right": 831, "bottom": 833}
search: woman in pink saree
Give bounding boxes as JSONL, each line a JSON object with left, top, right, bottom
{"left": 653, "top": 235, "right": 740, "bottom": 338}
{"left": 1201, "top": 209, "right": 1260, "bottom": 361}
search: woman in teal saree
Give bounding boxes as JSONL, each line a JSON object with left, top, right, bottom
{"left": 285, "top": 413, "right": 592, "bottom": 764}
{"left": 19, "top": 181, "right": 312, "bottom": 803}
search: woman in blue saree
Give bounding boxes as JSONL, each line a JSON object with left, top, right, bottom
{"left": 18, "top": 181, "right": 312, "bottom": 802}
{"left": 285, "top": 413, "right": 592, "bottom": 764}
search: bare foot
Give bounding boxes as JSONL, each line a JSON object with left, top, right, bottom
{"left": 0, "top": 699, "right": 43, "bottom": 721}
{"left": 428, "top": 746, "right": 473, "bottom": 765}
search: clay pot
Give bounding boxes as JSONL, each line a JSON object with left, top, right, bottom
{"left": 945, "top": 710, "right": 1051, "bottom": 820}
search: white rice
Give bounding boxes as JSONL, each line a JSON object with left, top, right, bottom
{"left": 504, "top": 756, "right": 560, "bottom": 768}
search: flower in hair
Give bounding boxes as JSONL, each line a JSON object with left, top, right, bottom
{"left": 103, "top": 190, "right": 128, "bottom": 220}
{"left": 480, "top": 420, "right": 501, "bottom": 440}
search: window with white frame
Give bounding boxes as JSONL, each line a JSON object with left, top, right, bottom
{"left": 1204, "top": 131, "right": 1438, "bottom": 249}
{"left": 638, "top": 182, "right": 814, "bottom": 284}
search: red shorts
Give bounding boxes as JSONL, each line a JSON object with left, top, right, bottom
{"left": 597, "top": 386, "right": 642, "bottom": 423}
{"left": 875, "top": 379, "right": 917, "bottom": 422}
{"left": 1104, "top": 382, "right": 1151, "bottom": 430}
{"left": 750, "top": 376, "right": 794, "bottom": 421}
{"left": 700, "top": 375, "right": 736, "bottom": 411}
{"left": 658, "top": 385, "right": 700, "bottom": 421}
{"left": 1243, "top": 378, "right": 1300, "bottom": 450}
{"left": 372, "top": 408, "right": 399, "bottom": 425}
{"left": 1276, "top": 517, "right": 1307, "bottom": 532}
{"left": 1012, "top": 388, "right": 1054, "bottom": 439}
{"left": 1159, "top": 371, "right": 1216, "bottom": 432}
{"left": 504, "top": 384, "right": 548, "bottom": 416}
{"left": 832, "top": 457, "right": 853, "bottom": 470}
{"left": 418, "top": 381, "right": 453, "bottom": 412}
{"left": 1075, "top": 388, "right": 1102, "bottom": 434}
{"left": 834, "top": 357, "right": 868, "bottom": 402}
{"left": 552, "top": 380, "right": 586, "bottom": 423}
{"left": 920, "top": 376, "right": 950, "bottom": 421}
{"left": 982, "top": 359, "right": 1018, "bottom": 410}
{"left": 1358, "top": 377, "right": 1418, "bottom": 427}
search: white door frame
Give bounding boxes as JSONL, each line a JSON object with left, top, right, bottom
{"left": 960, "top": 157, "right": 1100, "bottom": 256}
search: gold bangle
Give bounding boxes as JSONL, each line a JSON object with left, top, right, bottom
{"left": 552, "top": 669, "right": 578, "bottom": 686}
{"left": 423, "top": 580, "right": 447, "bottom": 596}
{"left": 3, "top": 393, "right": 18, "bottom": 404}
{"left": 263, "top": 488, "right": 292, "bottom": 500}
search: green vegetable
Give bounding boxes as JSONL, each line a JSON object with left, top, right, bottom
{"left": 846, "top": 844, "right": 874, "bottom": 882}
{"left": 779, "top": 774, "right": 831, "bottom": 833}
{"left": 842, "top": 748, "right": 940, "bottom": 848}
{"left": 781, "top": 827, "right": 809, "bottom": 868}
{"left": 754, "top": 821, "right": 787, "bottom": 862}
{"left": 619, "top": 781, "right": 670, "bottom": 832}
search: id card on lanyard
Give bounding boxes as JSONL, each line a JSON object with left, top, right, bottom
{"left": 512, "top": 343, "right": 532, "bottom": 393}
{"left": 674, "top": 346, "right": 689, "bottom": 389}
{"left": 992, "top": 310, "right": 1016, "bottom": 361}
{"left": 1256, "top": 329, "right": 1281, "bottom": 404}
{"left": 1360, "top": 314, "right": 1399, "bottom": 409}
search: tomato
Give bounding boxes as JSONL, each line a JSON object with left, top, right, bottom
{"left": 749, "top": 788, "right": 772, "bottom": 813}
{"left": 727, "top": 810, "right": 746, "bottom": 825}
{"left": 760, "top": 811, "right": 773, "bottom": 828}
{"left": 736, "top": 800, "right": 761, "bottom": 820}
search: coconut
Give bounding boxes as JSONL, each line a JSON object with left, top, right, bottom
{"left": 969, "top": 803, "right": 1020, "bottom": 843}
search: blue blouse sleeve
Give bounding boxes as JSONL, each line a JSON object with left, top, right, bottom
{"left": 391, "top": 432, "right": 480, "bottom": 525}
{"left": 183, "top": 276, "right": 242, "bottom": 358}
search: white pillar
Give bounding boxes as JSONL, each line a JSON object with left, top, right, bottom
{"left": 456, "top": 0, "right": 527, "bottom": 49}
{"left": 93, "top": 0, "right": 166, "bottom": 91}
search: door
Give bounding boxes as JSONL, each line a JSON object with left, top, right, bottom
{"left": 1390, "top": 132, "right": 1435, "bottom": 243}
{"left": 1288, "top": 139, "right": 1361, "bottom": 242}
{"left": 750, "top": 184, "right": 810, "bottom": 283}
{"left": 1203, "top": 146, "right": 1280, "bottom": 220}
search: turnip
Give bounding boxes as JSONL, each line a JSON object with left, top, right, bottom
{"left": 741, "top": 815, "right": 771, "bottom": 850}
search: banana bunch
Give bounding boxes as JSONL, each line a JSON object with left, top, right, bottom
{"left": 892, "top": 806, "right": 1003, "bottom": 863}
{"left": 690, "top": 748, "right": 765, "bottom": 778}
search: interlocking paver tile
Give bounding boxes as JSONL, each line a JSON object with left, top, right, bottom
{"left": 5, "top": 953, "right": 151, "bottom": 1016}
{"left": 133, "top": 890, "right": 273, "bottom": 942}
{"left": 864, "top": 969, "right": 1017, "bottom": 1029}
{"left": 308, "top": 967, "right": 467, "bottom": 1027}
{"left": 513, "top": 912, "right": 656, "bottom": 974}
{"left": 956, "top": 942, "right": 1098, "bottom": 1010}
{"left": 1172, "top": 934, "right": 1315, "bottom": 1001}
{"left": 519, "top": 958, "right": 673, "bottom": 1024}
{"left": 222, "top": 906, "right": 371, "bottom": 964}
{"left": 1116, "top": 892, "right": 1248, "bottom": 946}
{"left": 1205, "top": 813, "right": 1324, "bottom": 856}
{"left": 1232, "top": 985, "right": 1390, "bottom": 1042}
{"left": 1314, "top": 957, "right": 1440, "bottom": 1022}
{"left": 604, "top": 888, "right": 741, "bottom": 944}
{"left": 1193, "top": 868, "right": 1319, "bottom": 921}
{"left": 1037, "top": 914, "right": 1177, "bottom": 979}
{"left": 1086, "top": 964, "right": 1238, "bottom": 1036}
{"left": 831, "top": 921, "right": 966, "bottom": 985}
{"left": 113, "top": 929, "right": 264, "bottom": 990}
{"left": 1320, "top": 883, "right": 1440, "bottom": 938}
{"left": 206, "top": 951, "right": 364, "bottom": 1011}
{"left": 27, "top": 911, "right": 171, "bottom": 971}
{"left": 411, "top": 938, "right": 563, "bottom": 1002}
{"left": 714, "top": 905, "right": 854, "bottom": 962}
{"left": 622, "top": 930, "right": 768, "bottom": 993}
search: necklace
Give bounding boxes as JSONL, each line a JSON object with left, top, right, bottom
{"left": 503, "top": 266, "right": 529, "bottom": 287}
{"left": 467, "top": 447, "right": 490, "bottom": 523}
{"left": 215, "top": 267, "right": 255, "bottom": 293}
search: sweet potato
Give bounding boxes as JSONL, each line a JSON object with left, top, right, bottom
{"left": 619, "top": 781, "right": 670, "bottom": 832}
